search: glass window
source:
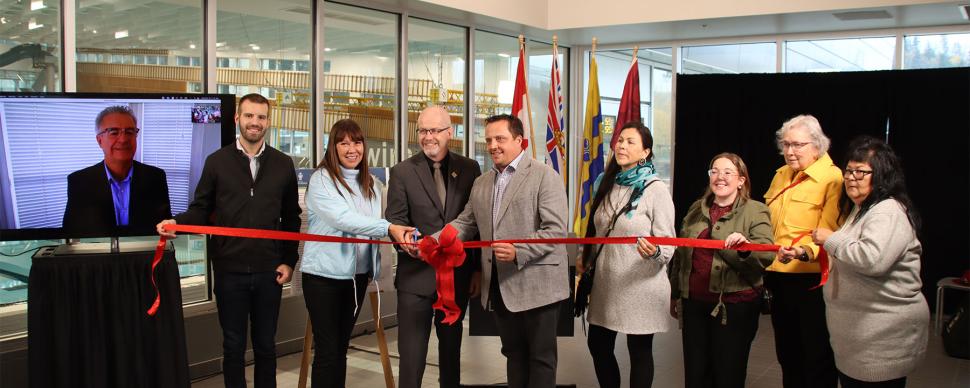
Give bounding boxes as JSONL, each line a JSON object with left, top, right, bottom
{"left": 681, "top": 42, "right": 776, "bottom": 74}
{"left": 473, "top": 31, "right": 518, "bottom": 169}
{"left": 903, "top": 33, "right": 970, "bottom": 69}
{"left": 177, "top": 56, "right": 192, "bottom": 66}
{"left": 322, "top": 2, "right": 399, "bottom": 168}
{"left": 407, "top": 17, "right": 467, "bottom": 158}
{"left": 785, "top": 37, "right": 894, "bottom": 72}
{"left": 527, "top": 40, "right": 569, "bottom": 176}
{"left": 217, "top": 0, "right": 312, "bottom": 167}
{"left": 583, "top": 47, "right": 673, "bottom": 184}
{"left": 0, "top": 0, "right": 60, "bottom": 92}
{"left": 76, "top": 0, "right": 202, "bottom": 93}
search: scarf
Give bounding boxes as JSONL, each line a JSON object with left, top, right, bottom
{"left": 615, "top": 160, "right": 658, "bottom": 218}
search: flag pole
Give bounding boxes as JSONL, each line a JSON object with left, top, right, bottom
{"left": 519, "top": 35, "right": 537, "bottom": 158}
{"left": 632, "top": 45, "right": 639, "bottom": 65}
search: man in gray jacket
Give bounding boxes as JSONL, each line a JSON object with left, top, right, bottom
{"left": 437, "top": 113, "right": 569, "bottom": 388}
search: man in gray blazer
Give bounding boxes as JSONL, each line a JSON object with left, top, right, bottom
{"left": 438, "top": 113, "right": 569, "bottom": 388}
{"left": 386, "top": 105, "right": 482, "bottom": 388}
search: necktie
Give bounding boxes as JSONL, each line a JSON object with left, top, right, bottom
{"left": 433, "top": 161, "right": 446, "bottom": 208}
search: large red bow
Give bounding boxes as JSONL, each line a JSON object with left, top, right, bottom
{"left": 418, "top": 225, "right": 466, "bottom": 325}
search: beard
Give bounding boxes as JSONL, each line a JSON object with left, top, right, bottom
{"left": 241, "top": 125, "right": 265, "bottom": 143}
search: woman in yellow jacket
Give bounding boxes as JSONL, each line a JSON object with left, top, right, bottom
{"left": 764, "top": 114, "right": 843, "bottom": 388}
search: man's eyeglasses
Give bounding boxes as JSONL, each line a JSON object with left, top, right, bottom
{"left": 416, "top": 127, "right": 449, "bottom": 136}
{"left": 707, "top": 169, "right": 737, "bottom": 178}
{"left": 97, "top": 127, "right": 140, "bottom": 138}
{"left": 780, "top": 141, "right": 811, "bottom": 151}
{"left": 843, "top": 168, "right": 873, "bottom": 180}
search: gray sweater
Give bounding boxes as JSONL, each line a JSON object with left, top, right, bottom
{"left": 587, "top": 179, "right": 677, "bottom": 334}
{"left": 822, "top": 199, "right": 929, "bottom": 382}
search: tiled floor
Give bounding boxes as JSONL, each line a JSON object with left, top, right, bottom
{"left": 192, "top": 315, "right": 969, "bottom": 387}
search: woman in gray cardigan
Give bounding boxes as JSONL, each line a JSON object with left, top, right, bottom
{"left": 812, "top": 136, "right": 928, "bottom": 388}
{"left": 577, "top": 121, "right": 676, "bottom": 388}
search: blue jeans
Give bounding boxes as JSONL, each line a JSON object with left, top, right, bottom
{"left": 214, "top": 270, "right": 282, "bottom": 388}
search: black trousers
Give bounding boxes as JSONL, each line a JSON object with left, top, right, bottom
{"left": 838, "top": 371, "right": 907, "bottom": 388}
{"left": 301, "top": 273, "right": 368, "bottom": 388}
{"left": 214, "top": 270, "right": 283, "bottom": 388}
{"left": 680, "top": 298, "right": 761, "bottom": 388}
{"left": 587, "top": 324, "right": 655, "bottom": 388}
{"left": 397, "top": 286, "right": 470, "bottom": 388}
{"left": 490, "top": 277, "right": 560, "bottom": 388}
{"left": 764, "top": 272, "right": 837, "bottom": 388}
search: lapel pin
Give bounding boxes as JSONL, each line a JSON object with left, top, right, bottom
{"left": 451, "top": 171, "right": 458, "bottom": 178}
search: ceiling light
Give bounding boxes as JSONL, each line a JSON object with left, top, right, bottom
{"left": 960, "top": 4, "right": 969, "bottom": 20}
{"left": 251, "top": 45, "right": 260, "bottom": 51}
{"left": 28, "top": 19, "right": 42, "bottom": 30}
{"left": 498, "top": 53, "right": 510, "bottom": 58}
{"left": 115, "top": 30, "right": 128, "bottom": 39}
{"left": 0, "top": 17, "right": 7, "bottom": 24}
{"left": 31, "top": 1, "right": 45, "bottom": 11}
{"left": 92, "top": 29, "right": 97, "bottom": 34}
{"left": 216, "top": 42, "right": 226, "bottom": 47}
{"left": 324, "top": 47, "right": 332, "bottom": 52}
{"left": 189, "top": 44, "right": 196, "bottom": 49}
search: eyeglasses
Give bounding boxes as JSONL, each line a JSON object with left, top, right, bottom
{"left": 780, "top": 141, "right": 811, "bottom": 151}
{"left": 707, "top": 169, "right": 737, "bottom": 178}
{"left": 416, "top": 127, "right": 449, "bottom": 136}
{"left": 843, "top": 168, "right": 873, "bottom": 180}
{"left": 97, "top": 127, "right": 140, "bottom": 138}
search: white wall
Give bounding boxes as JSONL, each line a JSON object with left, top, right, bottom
{"left": 420, "top": 0, "right": 947, "bottom": 29}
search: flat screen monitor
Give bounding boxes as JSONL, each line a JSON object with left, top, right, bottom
{"left": 0, "top": 92, "right": 237, "bottom": 240}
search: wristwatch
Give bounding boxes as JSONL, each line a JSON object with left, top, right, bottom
{"left": 797, "top": 250, "right": 810, "bottom": 262}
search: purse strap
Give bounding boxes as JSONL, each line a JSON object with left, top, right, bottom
{"left": 583, "top": 180, "right": 658, "bottom": 271}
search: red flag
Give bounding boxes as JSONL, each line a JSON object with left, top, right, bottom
{"left": 611, "top": 56, "right": 640, "bottom": 150}
{"left": 511, "top": 40, "right": 533, "bottom": 151}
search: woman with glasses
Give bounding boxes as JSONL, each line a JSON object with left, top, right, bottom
{"left": 811, "top": 136, "right": 927, "bottom": 388}
{"left": 669, "top": 152, "right": 775, "bottom": 388}
{"left": 577, "top": 121, "right": 676, "bottom": 388}
{"left": 300, "top": 119, "right": 414, "bottom": 388}
{"left": 763, "top": 114, "right": 843, "bottom": 388}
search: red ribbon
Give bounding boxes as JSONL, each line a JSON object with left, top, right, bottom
{"left": 148, "top": 224, "right": 819, "bottom": 317}
{"left": 417, "top": 225, "right": 466, "bottom": 324}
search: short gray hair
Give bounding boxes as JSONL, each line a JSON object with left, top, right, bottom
{"left": 94, "top": 105, "right": 137, "bottom": 135}
{"left": 775, "top": 114, "right": 830, "bottom": 155}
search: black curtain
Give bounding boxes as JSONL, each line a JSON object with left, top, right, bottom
{"left": 673, "top": 68, "right": 970, "bottom": 309}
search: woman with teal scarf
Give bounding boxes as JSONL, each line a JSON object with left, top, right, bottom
{"left": 578, "top": 121, "right": 677, "bottom": 388}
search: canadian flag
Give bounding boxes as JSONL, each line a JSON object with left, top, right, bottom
{"left": 511, "top": 37, "right": 533, "bottom": 151}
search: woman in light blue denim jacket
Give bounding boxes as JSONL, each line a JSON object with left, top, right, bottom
{"left": 300, "top": 119, "right": 413, "bottom": 388}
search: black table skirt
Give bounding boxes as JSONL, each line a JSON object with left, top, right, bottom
{"left": 28, "top": 248, "right": 190, "bottom": 388}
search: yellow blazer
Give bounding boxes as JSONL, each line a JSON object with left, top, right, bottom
{"left": 764, "top": 153, "right": 844, "bottom": 273}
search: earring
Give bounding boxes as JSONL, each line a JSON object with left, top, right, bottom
{"left": 637, "top": 158, "right": 646, "bottom": 167}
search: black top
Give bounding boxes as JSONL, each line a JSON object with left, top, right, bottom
{"left": 423, "top": 151, "right": 451, "bottom": 191}
{"left": 175, "top": 143, "right": 301, "bottom": 273}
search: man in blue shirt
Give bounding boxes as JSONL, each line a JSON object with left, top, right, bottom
{"left": 63, "top": 105, "right": 171, "bottom": 236}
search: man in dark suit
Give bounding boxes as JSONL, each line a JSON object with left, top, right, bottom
{"left": 385, "top": 105, "right": 482, "bottom": 388}
{"left": 63, "top": 105, "right": 171, "bottom": 235}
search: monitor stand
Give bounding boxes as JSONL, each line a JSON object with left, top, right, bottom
{"left": 52, "top": 239, "right": 167, "bottom": 256}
